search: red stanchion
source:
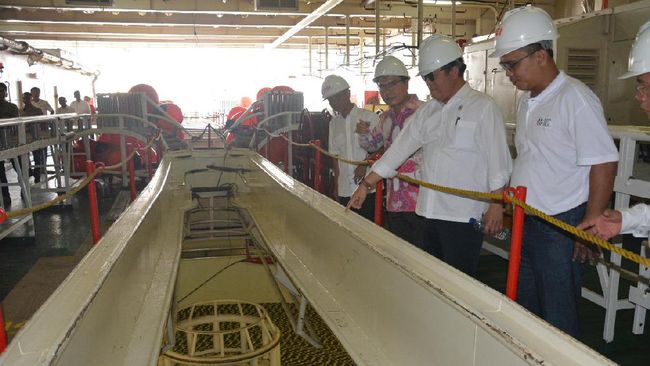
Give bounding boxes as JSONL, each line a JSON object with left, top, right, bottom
{"left": 207, "top": 124, "right": 212, "bottom": 149}
{"left": 86, "top": 160, "right": 101, "bottom": 245}
{"left": 313, "top": 140, "right": 321, "bottom": 192}
{"left": 0, "top": 302, "right": 6, "bottom": 353}
{"left": 0, "top": 208, "right": 6, "bottom": 225}
{"left": 505, "top": 186, "right": 527, "bottom": 300}
{"left": 128, "top": 153, "right": 136, "bottom": 203}
{"left": 374, "top": 180, "right": 383, "bottom": 226}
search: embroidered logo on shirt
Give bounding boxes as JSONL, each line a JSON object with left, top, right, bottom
{"left": 536, "top": 117, "right": 551, "bottom": 127}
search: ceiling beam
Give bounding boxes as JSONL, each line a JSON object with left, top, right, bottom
{"left": 268, "top": 0, "right": 345, "bottom": 49}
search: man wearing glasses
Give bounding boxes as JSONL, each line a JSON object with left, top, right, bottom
{"left": 348, "top": 35, "right": 512, "bottom": 277}
{"left": 579, "top": 21, "right": 650, "bottom": 243}
{"left": 355, "top": 56, "right": 424, "bottom": 246}
{"left": 492, "top": 5, "right": 618, "bottom": 338}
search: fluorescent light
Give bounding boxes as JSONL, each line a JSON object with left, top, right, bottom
{"left": 423, "top": 0, "right": 462, "bottom": 5}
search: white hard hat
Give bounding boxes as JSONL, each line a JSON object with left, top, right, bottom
{"left": 620, "top": 21, "right": 650, "bottom": 79}
{"left": 321, "top": 74, "right": 350, "bottom": 99}
{"left": 373, "top": 56, "right": 409, "bottom": 82}
{"left": 417, "top": 35, "right": 463, "bottom": 76}
{"left": 489, "top": 5, "right": 558, "bottom": 58}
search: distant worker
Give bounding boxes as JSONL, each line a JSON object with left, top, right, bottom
{"left": 30, "top": 87, "right": 54, "bottom": 115}
{"left": 356, "top": 56, "right": 424, "bottom": 246}
{"left": 0, "top": 83, "right": 19, "bottom": 206}
{"left": 70, "top": 91, "right": 91, "bottom": 115}
{"left": 83, "top": 96, "right": 96, "bottom": 114}
{"left": 492, "top": 5, "right": 618, "bottom": 337}
{"left": 348, "top": 35, "right": 512, "bottom": 278}
{"left": 579, "top": 20, "right": 650, "bottom": 240}
{"left": 57, "top": 96, "right": 75, "bottom": 114}
{"left": 322, "top": 74, "right": 380, "bottom": 221}
{"left": 21, "top": 92, "right": 46, "bottom": 183}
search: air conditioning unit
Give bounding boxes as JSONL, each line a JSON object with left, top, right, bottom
{"left": 255, "top": 0, "right": 299, "bottom": 11}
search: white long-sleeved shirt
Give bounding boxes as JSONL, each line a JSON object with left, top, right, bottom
{"left": 372, "top": 83, "right": 513, "bottom": 222}
{"left": 510, "top": 72, "right": 619, "bottom": 215}
{"left": 621, "top": 204, "right": 650, "bottom": 238}
{"left": 328, "top": 105, "right": 380, "bottom": 197}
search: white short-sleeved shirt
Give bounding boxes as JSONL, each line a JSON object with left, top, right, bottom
{"left": 57, "top": 106, "right": 75, "bottom": 114}
{"left": 32, "top": 99, "right": 53, "bottom": 115}
{"left": 328, "top": 106, "right": 380, "bottom": 197}
{"left": 510, "top": 72, "right": 619, "bottom": 215}
{"left": 70, "top": 100, "right": 91, "bottom": 115}
{"left": 373, "top": 83, "right": 513, "bottom": 222}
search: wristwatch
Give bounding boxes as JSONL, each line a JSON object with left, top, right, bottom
{"left": 360, "top": 178, "right": 374, "bottom": 190}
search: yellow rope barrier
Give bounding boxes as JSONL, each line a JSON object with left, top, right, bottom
{"left": 3, "top": 131, "right": 162, "bottom": 220}
{"left": 253, "top": 127, "right": 650, "bottom": 267}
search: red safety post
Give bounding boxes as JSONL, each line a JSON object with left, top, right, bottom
{"left": 374, "top": 179, "right": 383, "bottom": 226}
{"left": 313, "top": 140, "right": 321, "bottom": 192}
{"left": 505, "top": 186, "right": 527, "bottom": 300}
{"left": 86, "top": 160, "right": 101, "bottom": 245}
{"left": 128, "top": 151, "right": 136, "bottom": 203}
{"left": 0, "top": 208, "right": 6, "bottom": 225}
{"left": 207, "top": 123, "right": 212, "bottom": 149}
{"left": 0, "top": 302, "right": 6, "bottom": 353}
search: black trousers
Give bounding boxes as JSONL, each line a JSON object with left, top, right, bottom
{"left": 386, "top": 211, "right": 424, "bottom": 248}
{"left": 0, "top": 160, "right": 9, "bottom": 199}
{"left": 422, "top": 218, "right": 484, "bottom": 277}
{"left": 338, "top": 193, "right": 376, "bottom": 222}
{"left": 32, "top": 148, "right": 46, "bottom": 183}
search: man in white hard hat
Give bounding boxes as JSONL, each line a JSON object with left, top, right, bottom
{"left": 348, "top": 35, "right": 512, "bottom": 277}
{"left": 579, "top": 21, "right": 650, "bottom": 241}
{"left": 492, "top": 5, "right": 618, "bottom": 337}
{"left": 356, "top": 56, "right": 424, "bottom": 246}
{"left": 322, "top": 74, "right": 380, "bottom": 220}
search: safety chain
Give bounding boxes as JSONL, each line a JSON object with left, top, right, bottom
{"left": 0, "top": 131, "right": 162, "bottom": 222}
{"left": 249, "top": 125, "right": 650, "bottom": 267}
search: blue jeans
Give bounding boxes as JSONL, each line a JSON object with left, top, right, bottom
{"left": 517, "top": 203, "right": 586, "bottom": 338}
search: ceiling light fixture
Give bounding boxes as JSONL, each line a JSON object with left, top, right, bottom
{"left": 422, "top": 0, "right": 462, "bottom": 4}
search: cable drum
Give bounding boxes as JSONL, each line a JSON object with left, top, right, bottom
{"left": 161, "top": 300, "right": 281, "bottom": 366}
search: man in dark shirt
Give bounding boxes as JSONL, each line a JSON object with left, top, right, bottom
{"left": 22, "top": 92, "right": 45, "bottom": 183}
{"left": 0, "top": 83, "right": 18, "bottom": 206}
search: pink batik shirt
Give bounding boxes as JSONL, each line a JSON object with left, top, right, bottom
{"left": 359, "top": 95, "right": 423, "bottom": 212}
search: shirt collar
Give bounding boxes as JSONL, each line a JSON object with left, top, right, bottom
{"left": 529, "top": 71, "right": 566, "bottom": 103}
{"left": 446, "top": 82, "right": 472, "bottom": 107}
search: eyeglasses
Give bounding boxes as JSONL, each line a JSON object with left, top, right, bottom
{"left": 376, "top": 78, "right": 403, "bottom": 90}
{"left": 421, "top": 70, "right": 439, "bottom": 82}
{"left": 636, "top": 83, "right": 650, "bottom": 97}
{"left": 499, "top": 48, "right": 540, "bottom": 72}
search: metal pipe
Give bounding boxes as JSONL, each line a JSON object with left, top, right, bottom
{"left": 308, "top": 36, "right": 312, "bottom": 75}
{"left": 375, "top": 0, "right": 380, "bottom": 55}
{"left": 345, "top": 16, "right": 350, "bottom": 65}
{"left": 0, "top": 35, "right": 98, "bottom": 76}
{"left": 452, "top": 0, "right": 456, "bottom": 39}
{"left": 325, "top": 26, "right": 329, "bottom": 70}
{"left": 417, "top": 0, "right": 423, "bottom": 47}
